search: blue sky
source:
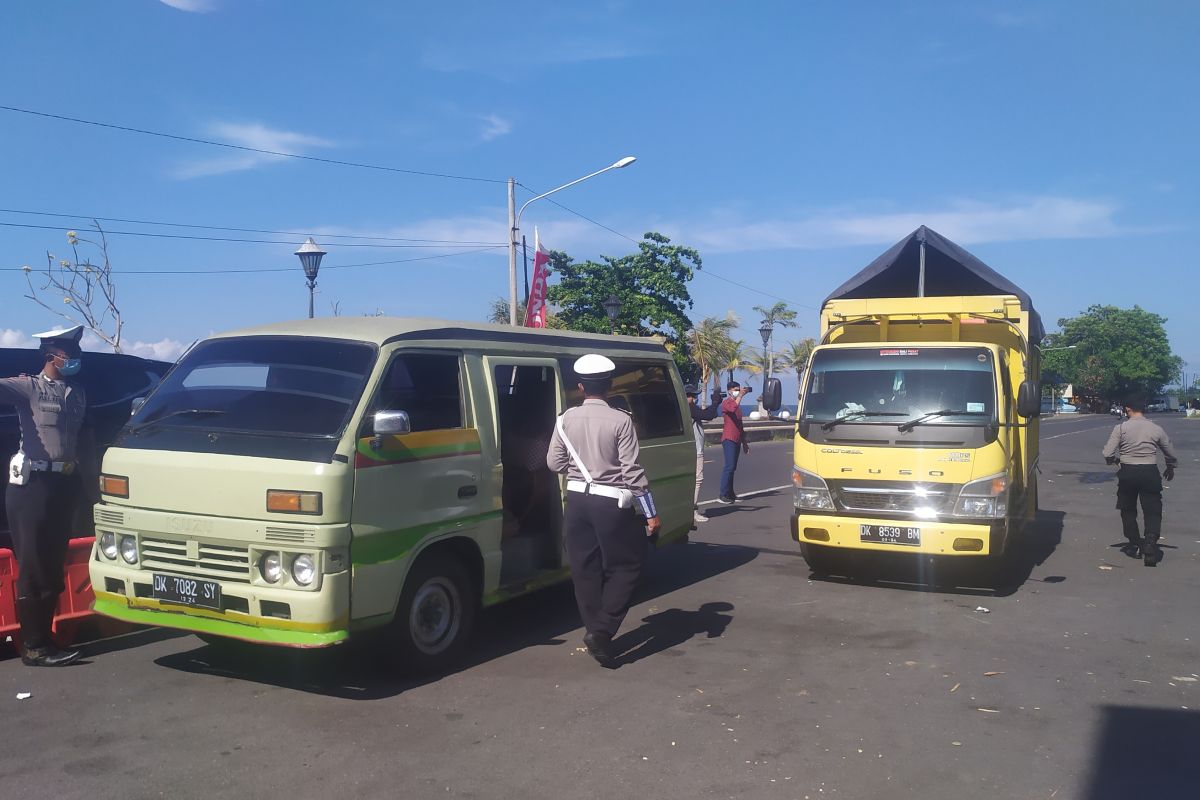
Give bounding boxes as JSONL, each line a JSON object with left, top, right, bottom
{"left": 2, "top": 1, "right": 1197, "bottom": 394}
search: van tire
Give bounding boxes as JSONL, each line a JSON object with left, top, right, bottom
{"left": 386, "top": 551, "right": 476, "bottom": 674}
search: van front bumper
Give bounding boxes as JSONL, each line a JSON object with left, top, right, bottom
{"left": 790, "top": 512, "right": 1007, "bottom": 556}
{"left": 91, "top": 561, "right": 351, "bottom": 648}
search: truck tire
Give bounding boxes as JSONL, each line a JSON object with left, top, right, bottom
{"left": 386, "top": 551, "right": 476, "bottom": 674}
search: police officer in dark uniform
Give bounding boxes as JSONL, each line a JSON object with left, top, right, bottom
{"left": 1102, "top": 393, "right": 1178, "bottom": 566}
{"left": 2, "top": 325, "right": 88, "bottom": 666}
{"left": 547, "top": 354, "right": 661, "bottom": 665}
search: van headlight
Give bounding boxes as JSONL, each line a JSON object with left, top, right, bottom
{"left": 260, "top": 552, "right": 283, "bottom": 584}
{"left": 292, "top": 554, "right": 316, "bottom": 586}
{"left": 954, "top": 474, "right": 1008, "bottom": 519}
{"left": 793, "top": 466, "right": 834, "bottom": 511}
{"left": 119, "top": 535, "right": 139, "bottom": 564}
{"left": 99, "top": 531, "right": 118, "bottom": 560}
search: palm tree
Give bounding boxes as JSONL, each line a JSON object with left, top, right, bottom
{"left": 752, "top": 302, "right": 798, "bottom": 331}
{"left": 720, "top": 339, "right": 750, "bottom": 389}
{"left": 687, "top": 313, "right": 739, "bottom": 404}
{"left": 781, "top": 338, "right": 817, "bottom": 378}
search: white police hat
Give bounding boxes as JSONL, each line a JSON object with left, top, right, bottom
{"left": 33, "top": 324, "right": 84, "bottom": 344}
{"left": 573, "top": 353, "right": 616, "bottom": 379}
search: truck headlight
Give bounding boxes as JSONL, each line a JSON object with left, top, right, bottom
{"left": 292, "top": 554, "right": 316, "bottom": 586}
{"left": 119, "top": 535, "right": 139, "bottom": 564}
{"left": 99, "top": 531, "right": 118, "bottom": 560}
{"left": 260, "top": 552, "right": 283, "bottom": 584}
{"left": 793, "top": 466, "right": 834, "bottom": 511}
{"left": 954, "top": 474, "right": 1008, "bottom": 519}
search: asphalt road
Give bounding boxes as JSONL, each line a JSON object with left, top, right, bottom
{"left": 3, "top": 414, "right": 1198, "bottom": 799}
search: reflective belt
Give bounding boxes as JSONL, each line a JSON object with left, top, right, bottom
{"left": 566, "top": 480, "right": 626, "bottom": 500}
{"left": 28, "top": 460, "right": 75, "bottom": 474}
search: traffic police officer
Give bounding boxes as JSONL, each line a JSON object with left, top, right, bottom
{"left": 1, "top": 325, "right": 89, "bottom": 666}
{"left": 547, "top": 354, "right": 661, "bottom": 665}
{"left": 1102, "top": 393, "right": 1178, "bottom": 566}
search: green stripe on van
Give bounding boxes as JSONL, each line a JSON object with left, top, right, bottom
{"left": 351, "top": 510, "right": 503, "bottom": 565}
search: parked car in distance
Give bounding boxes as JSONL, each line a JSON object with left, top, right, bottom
{"left": 1, "top": 347, "right": 172, "bottom": 545}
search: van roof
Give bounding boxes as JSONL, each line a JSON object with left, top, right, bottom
{"left": 210, "top": 316, "right": 669, "bottom": 353}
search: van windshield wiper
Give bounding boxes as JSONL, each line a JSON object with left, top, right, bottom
{"left": 128, "top": 408, "right": 226, "bottom": 435}
{"left": 897, "top": 409, "right": 985, "bottom": 433}
{"left": 820, "top": 411, "right": 905, "bottom": 431}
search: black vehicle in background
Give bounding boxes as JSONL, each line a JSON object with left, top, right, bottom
{"left": 1, "top": 348, "right": 173, "bottom": 545}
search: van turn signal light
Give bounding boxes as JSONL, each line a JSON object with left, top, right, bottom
{"left": 266, "top": 490, "right": 322, "bottom": 515}
{"left": 99, "top": 474, "right": 129, "bottom": 498}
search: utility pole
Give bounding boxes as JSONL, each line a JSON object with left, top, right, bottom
{"left": 507, "top": 178, "right": 518, "bottom": 326}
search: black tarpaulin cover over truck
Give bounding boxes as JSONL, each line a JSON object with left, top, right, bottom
{"left": 823, "top": 225, "right": 1045, "bottom": 344}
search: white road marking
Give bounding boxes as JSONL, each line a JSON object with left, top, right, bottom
{"left": 1043, "top": 423, "right": 1117, "bottom": 440}
{"left": 699, "top": 484, "right": 791, "bottom": 506}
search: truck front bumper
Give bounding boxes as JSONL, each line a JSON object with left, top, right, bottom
{"left": 790, "top": 513, "right": 1008, "bottom": 556}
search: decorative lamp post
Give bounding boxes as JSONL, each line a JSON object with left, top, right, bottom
{"left": 759, "top": 321, "right": 773, "bottom": 412}
{"left": 295, "top": 237, "right": 326, "bottom": 319}
{"left": 603, "top": 294, "right": 623, "bottom": 335}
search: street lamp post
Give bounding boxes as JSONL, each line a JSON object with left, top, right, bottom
{"left": 603, "top": 294, "right": 622, "bottom": 335}
{"left": 507, "top": 156, "right": 637, "bottom": 326}
{"left": 295, "top": 237, "right": 326, "bottom": 319}
{"left": 758, "top": 321, "right": 773, "bottom": 414}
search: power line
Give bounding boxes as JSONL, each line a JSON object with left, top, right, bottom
{"left": 515, "top": 183, "right": 817, "bottom": 309}
{"left": 0, "top": 207, "right": 502, "bottom": 245}
{"left": 0, "top": 104, "right": 507, "bottom": 184}
{"left": 1, "top": 245, "right": 505, "bottom": 275}
{"left": 0, "top": 220, "right": 502, "bottom": 248}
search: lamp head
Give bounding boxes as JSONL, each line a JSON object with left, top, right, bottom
{"left": 603, "top": 294, "right": 622, "bottom": 322}
{"left": 758, "top": 321, "right": 773, "bottom": 345}
{"left": 295, "top": 237, "right": 326, "bottom": 281}
{"left": 612, "top": 156, "right": 637, "bottom": 169}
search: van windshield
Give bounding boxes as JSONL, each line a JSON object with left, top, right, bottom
{"left": 802, "top": 347, "right": 997, "bottom": 426}
{"left": 115, "top": 337, "right": 375, "bottom": 462}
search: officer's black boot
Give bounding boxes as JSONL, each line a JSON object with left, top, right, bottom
{"left": 20, "top": 595, "right": 81, "bottom": 667}
{"left": 16, "top": 595, "right": 50, "bottom": 665}
{"left": 1142, "top": 538, "right": 1161, "bottom": 567}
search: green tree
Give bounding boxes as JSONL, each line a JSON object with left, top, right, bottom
{"left": 1045, "top": 306, "right": 1182, "bottom": 404}
{"left": 547, "top": 232, "right": 701, "bottom": 375}
{"left": 781, "top": 337, "right": 817, "bottom": 376}
{"left": 720, "top": 339, "right": 750, "bottom": 387}
{"left": 487, "top": 297, "right": 527, "bottom": 325}
{"left": 752, "top": 301, "right": 798, "bottom": 331}
{"left": 687, "top": 312, "right": 739, "bottom": 402}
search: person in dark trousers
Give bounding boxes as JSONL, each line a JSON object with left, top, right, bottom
{"left": 1, "top": 325, "right": 90, "bottom": 666}
{"left": 718, "top": 381, "right": 749, "bottom": 504}
{"left": 547, "top": 354, "right": 661, "bottom": 666}
{"left": 685, "top": 384, "right": 721, "bottom": 523}
{"left": 1102, "top": 393, "right": 1178, "bottom": 566}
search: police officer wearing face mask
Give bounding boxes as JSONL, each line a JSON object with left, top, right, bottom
{"left": 1, "top": 325, "right": 88, "bottom": 666}
{"left": 547, "top": 354, "right": 661, "bottom": 666}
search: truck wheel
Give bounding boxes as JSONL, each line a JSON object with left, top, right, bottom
{"left": 386, "top": 551, "right": 476, "bottom": 674}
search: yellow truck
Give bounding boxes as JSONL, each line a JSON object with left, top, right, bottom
{"left": 782, "top": 226, "right": 1044, "bottom": 573}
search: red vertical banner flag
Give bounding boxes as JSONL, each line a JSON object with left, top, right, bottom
{"left": 523, "top": 228, "right": 550, "bottom": 328}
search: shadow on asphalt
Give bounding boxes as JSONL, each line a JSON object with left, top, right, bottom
{"left": 606, "top": 601, "right": 734, "bottom": 668}
{"left": 802, "top": 509, "right": 1066, "bottom": 598}
{"left": 1057, "top": 470, "right": 1117, "bottom": 484}
{"left": 148, "top": 540, "right": 757, "bottom": 700}
{"left": 1082, "top": 705, "right": 1200, "bottom": 799}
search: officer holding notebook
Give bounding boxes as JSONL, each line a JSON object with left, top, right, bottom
{"left": 547, "top": 353, "right": 661, "bottom": 666}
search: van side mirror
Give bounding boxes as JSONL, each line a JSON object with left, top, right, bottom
{"left": 763, "top": 378, "right": 783, "bottom": 412}
{"left": 130, "top": 397, "right": 146, "bottom": 417}
{"left": 373, "top": 410, "right": 412, "bottom": 436}
{"left": 1017, "top": 381, "right": 1041, "bottom": 418}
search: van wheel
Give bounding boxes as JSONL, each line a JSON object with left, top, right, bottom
{"left": 387, "top": 552, "right": 476, "bottom": 674}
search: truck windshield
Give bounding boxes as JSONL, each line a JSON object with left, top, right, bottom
{"left": 115, "top": 337, "right": 375, "bottom": 462}
{"left": 802, "top": 347, "right": 997, "bottom": 426}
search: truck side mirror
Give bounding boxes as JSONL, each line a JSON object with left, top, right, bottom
{"left": 763, "top": 378, "right": 783, "bottom": 412}
{"left": 373, "top": 410, "right": 412, "bottom": 436}
{"left": 1017, "top": 381, "right": 1041, "bottom": 418}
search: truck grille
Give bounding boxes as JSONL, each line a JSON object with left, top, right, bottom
{"left": 832, "top": 482, "right": 958, "bottom": 515}
{"left": 140, "top": 537, "right": 252, "bottom": 583}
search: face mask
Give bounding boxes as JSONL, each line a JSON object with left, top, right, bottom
{"left": 58, "top": 357, "right": 82, "bottom": 377}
